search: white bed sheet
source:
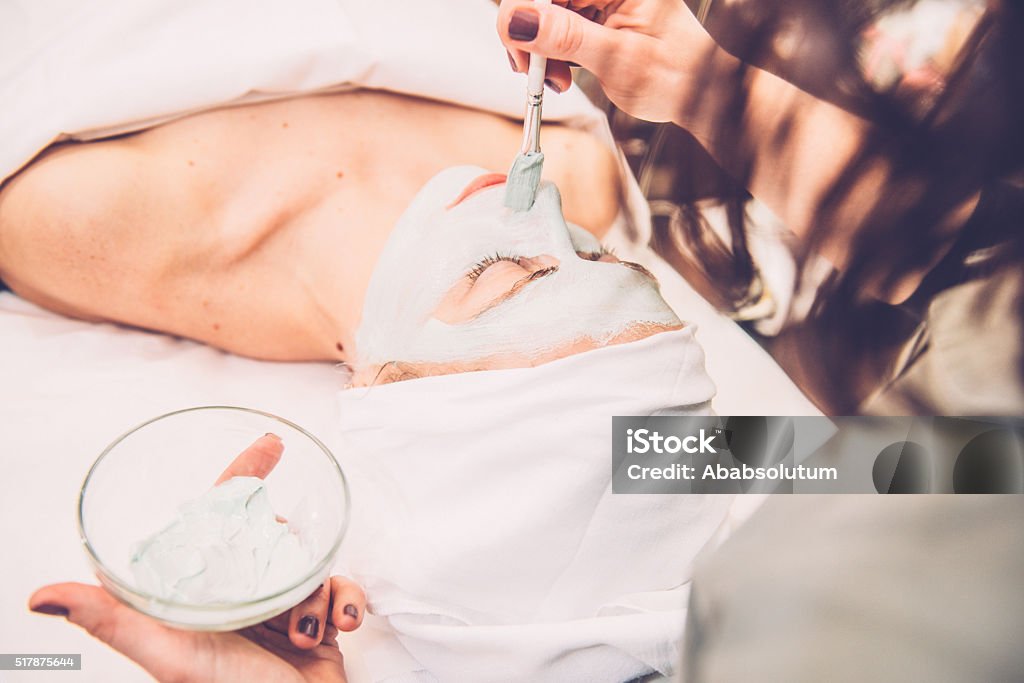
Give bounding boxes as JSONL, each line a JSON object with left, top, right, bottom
{"left": 0, "top": 256, "right": 815, "bottom": 682}
{"left": 0, "top": 1, "right": 819, "bottom": 680}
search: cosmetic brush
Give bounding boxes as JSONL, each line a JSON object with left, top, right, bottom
{"left": 504, "top": 0, "right": 551, "bottom": 211}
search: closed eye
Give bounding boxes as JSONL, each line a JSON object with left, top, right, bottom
{"left": 618, "top": 260, "right": 657, "bottom": 281}
{"left": 576, "top": 248, "right": 657, "bottom": 282}
{"left": 469, "top": 265, "right": 559, "bottom": 319}
{"left": 467, "top": 253, "right": 524, "bottom": 282}
{"left": 434, "top": 255, "right": 559, "bottom": 324}
{"left": 576, "top": 246, "right": 616, "bottom": 262}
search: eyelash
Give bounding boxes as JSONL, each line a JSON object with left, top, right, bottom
{"left": 465, "top": 245, "right": 617, "bottom": 282}
{"left": 467, "top": 253, "right": 523, "bottom": 282}
{"left": 578, "top": 245, "right": 616, "bottom": 261}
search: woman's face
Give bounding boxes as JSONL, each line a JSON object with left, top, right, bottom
{"left": 353, "top": 166, "right": 681, "bottom": 381}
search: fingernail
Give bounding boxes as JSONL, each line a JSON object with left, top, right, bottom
{"left": 509, "top": 9, "right": 539, "bottom": 42}
{"left": 263, "top": 433, "right": 281, "bottom": 441}
{"left": 565, "top": 61, "right": 581, "bottom": 68}
{"left": 343, "top": 604, "right": 359, "bottom": 620}
{"left": 31, "top": 603, "right": 69, "bottom": 617}
{"left": 544, "top": 79, "right": 563, "bottom": 94}
{"left": 507, "top": 50, "right": 519, "bottom": 73}
{"left": 298, "top": 615, "right": 319, "bottom": 638}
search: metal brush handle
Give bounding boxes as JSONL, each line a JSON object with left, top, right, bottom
{"left": 520, "top": 94, "right": 543, "bottom": 154}
{"left": 520, "top": 0, "right": 550, "bottom": 155}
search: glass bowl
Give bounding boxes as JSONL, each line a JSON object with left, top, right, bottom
{"left": 78, "top": 406, "right": 349, "bottom": 631}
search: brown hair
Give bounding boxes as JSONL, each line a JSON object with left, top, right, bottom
{"left": 619, "top": 0, "right": 1023, "bottom": 411}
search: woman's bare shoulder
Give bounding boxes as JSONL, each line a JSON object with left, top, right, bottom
{"left": 0, "top": 136, "right": 205, "bottom": 323}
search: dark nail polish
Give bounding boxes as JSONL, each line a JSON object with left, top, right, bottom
{"left": 343, "top": 604, "right": 359, "bottom": 620}
{"left": 544, "top": 79, "right": 563, "bottom": 94}
{"left": 565, "top": 61, "right": 581, "bottom": 68}
{"left": 298, "top": 615, "right": 319, "bottom": 638}
{"left": 31, "top": 603, "right": 69, "bottom": 617}
{"left": 509, "top": 9, "right": 539, "bottom": 42}
{"left": 507, "top": 50, "right": 518, "bottom": 73}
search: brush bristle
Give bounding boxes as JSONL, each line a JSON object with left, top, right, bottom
{"left": 504, "top": 152, "right": 545, "bottom": 211}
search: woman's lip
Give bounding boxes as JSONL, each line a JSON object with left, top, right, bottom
{"left": 447, "top": 173, "right": 507, "bottom": 209}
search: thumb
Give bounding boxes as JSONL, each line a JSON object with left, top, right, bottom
{"left": 499, "top": 1, "right": 619, "bottom": 75}
{"left": 29, "top": 583, "right": 200, "bottom": 681}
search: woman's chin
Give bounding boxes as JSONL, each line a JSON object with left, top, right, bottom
{"left": 347, "top": 322, "right": 684, "bottom": 387}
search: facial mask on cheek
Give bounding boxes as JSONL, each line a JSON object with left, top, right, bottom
{"left": 356, "top": 166, "right": 681, "bottom": 365}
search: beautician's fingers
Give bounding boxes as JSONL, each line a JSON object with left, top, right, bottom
{"left": 287, "top": 580, "right": 332, "bottom": 649}
{"left": 270, "top": 576, "right": 364, "bottom": 646}
{"left": 503, "top": 11, "right": 576, "bottom": 95}
{"left": 215, "top": 433, "right": 284, "bottom": 484}
{"left": 327, "top": 576, "right": 366, "bottom": 633}
{"left": 264, "top": 574, "right": 364, "bottom": 645}
{"left": 29, "top": 583, "right": 193, "bottom": 682}
{"left": 499, "top": 0, "right": 620, "bottom": 86}
{"left": 508, "top": 51, "right": 573, "bottom": 94}
{"left": 546, "top": 60, "right": 574, "bottom": 94}
{"left": 503, "top": 0, "right": 579, "bottom": 92}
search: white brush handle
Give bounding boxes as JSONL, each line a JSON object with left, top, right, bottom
{"left": 526, "top": 0, "right": 551, "bottom": 97}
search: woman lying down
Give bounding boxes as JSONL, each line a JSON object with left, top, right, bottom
{"left": 6, "top": 92, "right": 733, "bottom": 682}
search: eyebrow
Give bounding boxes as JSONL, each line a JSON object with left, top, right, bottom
{"left": 469, "top": 266, "right": 559, "bottom": 320}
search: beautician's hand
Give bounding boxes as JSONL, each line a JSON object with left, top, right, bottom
{"left": 29, "top": 434, "right": 367, "bottom": 683}
{"left": 499, "top": 0, "right": 725, "bottom": 123}
{"left": 501, "top": 0, "right": 942, "bottom": 287}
